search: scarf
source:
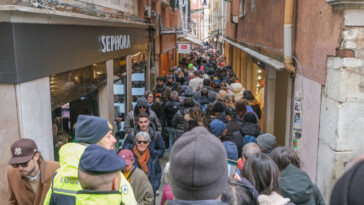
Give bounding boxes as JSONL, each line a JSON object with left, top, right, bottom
{"left": 133, "top": 145, "right": 150, "bottom": 176}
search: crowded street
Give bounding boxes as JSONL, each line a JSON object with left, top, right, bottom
{"left": 1, "top": 0, "right": 364, "bottom": 205}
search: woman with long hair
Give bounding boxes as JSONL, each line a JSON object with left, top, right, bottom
{"left": 242, "top": 153, "right": 293, "bottom": 205}
{"left": 202, "top": 103, "right": 215, "bottom": 131}
{"left": 184, "top": 107, "right": 203, "bottom": 131}
{"left": 235, "top": 100, "right": 247, "bottom": 121}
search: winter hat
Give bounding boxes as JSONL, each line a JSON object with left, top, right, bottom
{"left": 136, "top": 97, "right": 148, "bottom": 108}
{"left": 185, "top": 90, "right": 193, "bottom": 97}
{"left": 76, "top": 115, "right": 113, "bottom": 144}
{"left": 169, "top": 127, "right": 228, "bottom": 200}
{"left": 177, "top": 68, "right": 182, "bottom": 73}
{"left": 79, "top": 144, "right": 126, "bottom": 175}
{"left": 256, "top": 134, "right": 276, "bottom": 153}
{"left": 200, "top": 65, "right": 205, "bottom": 71}
{"left": 167, "top": 74, "right": 174, "bottom": 80}
{"left": 330, "top": 160, "right": 364, "bottom": 205}
{"left": 225, "top": 107, "right": 237, "bottom": 118}
{"left": 210, "top": 119, "right": 226, "bottom": 137}
{"left": 222, "top": 141, "right": 238, "bottom": 161}
{"left": 212, "top": 102, "right": 225, "bottom": 114}
{"left": 243, "top": 112, "right": 258, "bottom": 123}
{"left": 243, "top": 90, "right": 255, "bottom": 100}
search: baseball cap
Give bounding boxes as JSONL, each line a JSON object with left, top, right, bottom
{"left": 9, "top": 139, "right": 38, "bottom": 165}
{"left": 119, "top": 149, "right": 134, "bottom": 165}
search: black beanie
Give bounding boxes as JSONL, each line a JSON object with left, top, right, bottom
{"left": 330, "top": 160, "right": 364, "bottom": 205}
{"left": 213, "top": 102, "right": 225, "bottom": 114}
{"left": 243, "top": 112, "right": 257, "bottom": 123}
{"left": 75, "top": 115, "right": 112, "bottom": 144}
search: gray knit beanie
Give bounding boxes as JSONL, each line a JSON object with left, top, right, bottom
{"left": 75, "top": 115, "right": 112, "bottom": 144}
{"left": 136, "top": 97, "right": 148, "bottom": 108}
{"left": 169, "top": 126, "right": 228, "bottom": 200}
{"left": 257, "top": 133, "right": 276, "bottom": 152}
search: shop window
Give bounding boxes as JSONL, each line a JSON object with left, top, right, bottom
{"left": 113, "top": 57, "right": 127, "bottom": 140}
{"left": 131, "top": 52, "right": 147, "bottom": 108}
{"left": 239, "top": 0, "right": 245, "bottom": 18}
{"left": 50, "top": 62, "right": 105, "bottom": 161}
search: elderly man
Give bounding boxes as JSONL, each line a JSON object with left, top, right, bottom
{"left": 7, "top": 139, "right": 59, "bottom": 205}
{"left": 168, "top": 127, "right": 228, "bottom": 204}
{"left": 76, "top": 144, "right": 126, "bottom": 204}
{"left": 119, "top": 149, "right": 154, "bottom": 205}
{"left": 43, "top": 115, "right": 137, "bottom": 205}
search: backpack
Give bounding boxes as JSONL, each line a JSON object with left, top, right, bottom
{"left": 243, "top": 135, "right": 257, "bottom": 146}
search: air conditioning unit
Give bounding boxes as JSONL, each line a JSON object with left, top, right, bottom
{"left": 144, "top": 6, "right": 151, "bottom": 18}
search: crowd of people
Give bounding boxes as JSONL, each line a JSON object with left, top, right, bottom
{"left": 6, "top": 44, "right": 361, "bottom": 205}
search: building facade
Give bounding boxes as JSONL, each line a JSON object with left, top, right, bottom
{"left": 0, "top": 0, "right": 181, "bottom": 201}
{"left": 222, "top": 0, "right": 364, "bottom": 202}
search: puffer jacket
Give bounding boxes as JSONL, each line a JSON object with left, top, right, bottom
{"left": 229, "top": 83, "right": 245, "bottom": 101}
{"left": 164, "top": 99, "right": 181, "bottom": 126}
{"left": 171, "top": 107, "right": 191, "bottom": 138}
{"left": 280, "top": 164, "right": 325, "bottom": 205}
{"left": 124, "top": 106, "right": 162, "bottom": 134}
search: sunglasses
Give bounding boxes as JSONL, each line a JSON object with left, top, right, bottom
{"left": 136, "top": 140, "right": 149, "bottom": 145}
{"left": 11, "top": 161, "right": 30, "bottom": 168}
{"left": 138, "top": 106, "right": 147, "bottom": 109}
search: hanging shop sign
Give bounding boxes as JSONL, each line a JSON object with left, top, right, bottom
{"left": 178, "top": 43, "right": 191, "bottom": 54}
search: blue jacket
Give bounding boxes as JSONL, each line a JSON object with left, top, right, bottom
{"left": 125, "top": 144, "right": 162, "bottom": 194}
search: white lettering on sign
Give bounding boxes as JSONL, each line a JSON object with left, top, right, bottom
{"left": 100, "top": 35, "right": 131, "bottom": 53}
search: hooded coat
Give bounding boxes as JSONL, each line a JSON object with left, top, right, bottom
{"left": 124, "top": 98, "right": 162, "bottom": 135}
{"left": 229, "top": 83, "right": 245, "bottom": 101}
{"left": 171, "top": 107, "right": 191, "bottom": 138}
{"left": 280, "top": 164, "right": 325, "bottom": 205}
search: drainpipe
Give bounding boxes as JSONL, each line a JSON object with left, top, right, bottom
{"left": 284, "top": 0, "right": 295, "bottom": 73}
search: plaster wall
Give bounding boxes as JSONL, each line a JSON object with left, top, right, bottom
{"left": 0, "top": 84, "right": 21, "bottom": 202}
{"left": 294, "top": 75, "right": 321, "bottom": 182}
{"left": 15, "top": 77, "right": 54, "bottom": 161}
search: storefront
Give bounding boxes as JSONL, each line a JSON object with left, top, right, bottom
{"left": 0, "top": 21, "right": 150, "bottom": 161}
{"left": 223, "top": 37, "right": 292, "bottom": 147}
{"left": 160, "top": 34, "right": 177, "bottom": 76}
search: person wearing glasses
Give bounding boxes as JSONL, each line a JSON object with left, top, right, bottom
{"left": 125, "top": 131, "right": 162, "bottom": 196}
{"left": 7, "top": 138, "right": 59, "bottom": 205}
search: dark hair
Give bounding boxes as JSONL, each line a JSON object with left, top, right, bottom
{"left": 203, "top": 78, "right": 211, "bottom": 86}
{"left": 182, "top": 97, "right": 195, "bottom": 108}
{"left": 242, "top": 153, "right": 280, "bottom": 195}
{"left": 235, "top": 100, "right": 247, "bottom": 119}
{"left": 156, "top": 76, "right": 165, "bottom": 82}
{"left": 201, "top": 88, "right": 209, "bottom": 97}
{"left": 221, "top": 179, "right": 255, "bottom": 205}
{"left": 137, "top": 113, "right": 149, "bottom": 120}
{"left": 270, "top": 147, "right": 301, "bottom": 171}
{"left": 144, "top": 91, "right": 155, "bottom": 99}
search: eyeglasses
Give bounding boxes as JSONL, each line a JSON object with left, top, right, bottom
{"left": 11, "top": 161, "right": 30, "bottom": 168}
{"left": 138, "top": 106, "right": 147, "bottom": 109}
{"left": 136, "top": 140, "right": 149, "bottom": 145}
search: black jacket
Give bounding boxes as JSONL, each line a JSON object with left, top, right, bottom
{"left": 225, "top": 119, "right": 243, "bottom": 136}
{"left": 171, "top": 107, "right": 191, "bottom": 138}
{"left": 238, "top": 122, "right": 261, "bottom": 137}
{"left": 164, "top": 99, "right": 181, "bottom": 126}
